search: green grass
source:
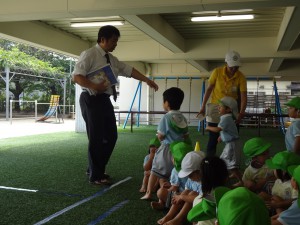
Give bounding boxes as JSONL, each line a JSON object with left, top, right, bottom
{"left": 0, "top": 126, "right": 286, "bottom": 225}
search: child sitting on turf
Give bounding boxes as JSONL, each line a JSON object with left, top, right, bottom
{"left": 141, "top": 87, "right": 189, "bottom": 200}
{"left": 157, "top": 151, "right": 204, "bottom": 225}
{"left": 151, "top": 141, "right": 192, "bottom": 210}
{"left": 206, "top": 96, "right": 243, "bottom": 187}
{"left": 139, "top": 137, "right": 160, "bottom": 193}
{"left": 271, "top": 165, "right": 300, "bottom": 225}
{"left": 260, "top": 151, "right": 300, "bottom": 215}
{"left": 215, "top": 187, "right": 271, "bottom": 225}
{"left": 187, "top": 156, "right": 229, "bottom": 225}
{"left": 242, "top": 137, "right": 275, "bottom": 193}
{"left": 284, "top": 97, "right": 300, "bottom": 155}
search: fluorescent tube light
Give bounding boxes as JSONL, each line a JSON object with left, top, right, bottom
{"left": 70, "top": 21, "right": 125, "bottom": 28}
{"left": 191, "top": 14, "right": 254, "bottom": 22}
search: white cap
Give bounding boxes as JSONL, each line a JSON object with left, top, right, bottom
{"left": 219, "top": 96, "right": 239, "bottom": 119}
{"left": 225, "top": 50, "right": 241, "bottom": 67}
{"left": 178, "top": 151, "right": 205, "bottom": 178}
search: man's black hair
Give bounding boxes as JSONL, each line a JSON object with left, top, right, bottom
{"left": 97, "top": 25, "right": 120, "bottom": 43}
{"left": 163, "top": 87, "right": 184, "bottom": 110}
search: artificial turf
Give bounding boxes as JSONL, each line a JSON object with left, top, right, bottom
{"left": 0, "top": 125, "right": 285, "bottom": 225}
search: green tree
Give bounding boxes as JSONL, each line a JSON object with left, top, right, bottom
{"left": 0, "top": 46, "right": 68, "bottom": 112}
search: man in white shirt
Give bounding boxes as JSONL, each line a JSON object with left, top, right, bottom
{"left": 72, "top": 25, "right": 158, "bottom": 185}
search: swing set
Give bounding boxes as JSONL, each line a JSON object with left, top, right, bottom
{"left": 121, "top": 76, "right": 287, "bottom": 136}
{"left": 122, "top": 76, "right": 207, "bottom": 132}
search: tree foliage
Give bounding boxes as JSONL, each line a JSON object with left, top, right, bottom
{"left": 0, "top": 39, "right": 76, "bottom": 113}
{"left": 0, "top": 47, "right": 64, "bottom": 75}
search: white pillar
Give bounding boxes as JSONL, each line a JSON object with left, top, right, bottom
{"left": 75, "top": 84, "right": 86, "bottom": 132}
{"left": 5, "top": 66, "right": 10, "bottom": 121}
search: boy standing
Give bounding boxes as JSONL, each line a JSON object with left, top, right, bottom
{"left": 206, "top": 96, "right": 243, "bottom": 186}
{"left": 141, "top": 87, "right": 189, "bottom": 200}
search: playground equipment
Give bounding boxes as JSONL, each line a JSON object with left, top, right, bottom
{"left": 36, "top": 95, "right": 63, "bottom": 123}
{"left": 122, "top": 77, "right": 207, "bottom": 131}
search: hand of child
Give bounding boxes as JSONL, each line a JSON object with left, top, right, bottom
{"left": 149, "top": 147, "right": 157, "bottom": 155}
{"left": 255, "top": 178, "right": 267, "bottom": 190}
{"left": 168, "top": 185, "right": 178, "bottom": 192}
{"left": 268, "top": 196, "right": 284, "bottom": 209}
{"left": 217, "top": 136, "right": 222, "bottom": 143}
{"left": 171, "top": 193, "right": 182, "bottom": 205}
{"left": 162, "top": 181, "right": 171, "bottom": 189}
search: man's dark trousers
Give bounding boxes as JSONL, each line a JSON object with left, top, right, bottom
{"left": 80, "top": 92, "right": 117, "bottom": 182}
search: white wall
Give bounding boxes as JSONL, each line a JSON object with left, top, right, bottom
{"left": 247, "top": 80, "right": 291, "bottom": 95}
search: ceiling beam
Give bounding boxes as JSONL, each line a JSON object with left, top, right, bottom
{"left": 122, "top": 14, "right": 185, "bottom": 53}
{"left": 185, "top": 60, "right": 209, "bottom": 73}
{"left": 268, "top": 6, "right": 300, "bottom": 72}
{"left": 1, "top": 0, "right": 300, "bottom": 22}
{"left": 0, "top": 21, "right": 90, "bottom": 57}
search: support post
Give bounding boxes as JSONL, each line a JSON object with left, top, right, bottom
{"left": 198, "top": 78, "right": 206, "bottom": 133}
{"left": 137, "top": 82, "right": 142, "bottom": 127}
{"left": 273, "top": 78, "right": 285, "bottom": 134}
{"left": 123, "top": 82, "right": 141, "bottom": 129}
{"left": 63, "top": 77, "right": 66, "bottom": 115}
{"left": 5, "top": 67, "right": 10, "bottom": 121}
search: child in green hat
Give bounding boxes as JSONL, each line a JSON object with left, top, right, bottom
{"left": 157, "top": 151, "right": 204, "bottom": 225}
{"left": 261, "top": 151, "right": 300, "bottom": 215}
{"left": 139, "top": 137, "right": 161, "bottom": 193}
{"left": 187, "top": 186, "right": 271, "bottom": 225}
{"left": 271, "top": 165, "right": 300, "bottom": 225}
{"left": 284, "top": 97, "right": 300, "bottom": 155}
{"left": 150, "top": 141, "right": 192, "bottom": 210}
{"left": 242, "top": 137, "right": 275, "bottom": 193}
{"left": 215, "top": 187, "right": 271, "bottom": 225}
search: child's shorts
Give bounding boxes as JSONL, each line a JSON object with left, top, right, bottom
{"left": 151, "top": 144, "right": 173, "bottom": 179}
{"left": 220, "top": 140, "right": 241, "bottom": 170}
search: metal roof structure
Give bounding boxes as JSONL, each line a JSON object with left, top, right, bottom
{"left": 0, "top": 0, "right": 300, "bottom": 80}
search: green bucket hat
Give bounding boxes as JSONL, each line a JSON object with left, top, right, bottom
{"left": 170, "top": 141, "right": 193, "bottom": 172}
{"left": 169, "top": 113, "right": 188, "bottom": 134}
{"left": 149, "top": 137, "right": 161, "bottom": 148}
{"left": 266, "top": 151, "right": 300, "bottom": 171}
{"left": 287, "top": 165, "right": 300, "bottom": 207}
{"left": 285, "top": 97, "right": 300, "bottom": 110}
{"left": 243, "top": 137, "right": 271, "bottom": 158}
{"left": 215, "top": 187, "right": 271, "bottom": 225}
{"left": 187, "top": 197, "right": 216, "bottom": 222}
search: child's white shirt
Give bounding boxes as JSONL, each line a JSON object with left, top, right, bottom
{"left": 272, "top": 179, "right": 298, "bottom": 199}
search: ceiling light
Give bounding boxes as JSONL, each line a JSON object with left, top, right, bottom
{"left": 192, "top": 9, "right": 253, "bottom": 15}
{"left": 191, "top": 14, "right": 254, "bottom": 22}
{"left": 70, "top": 21, "right": 125, "bottom": 28}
